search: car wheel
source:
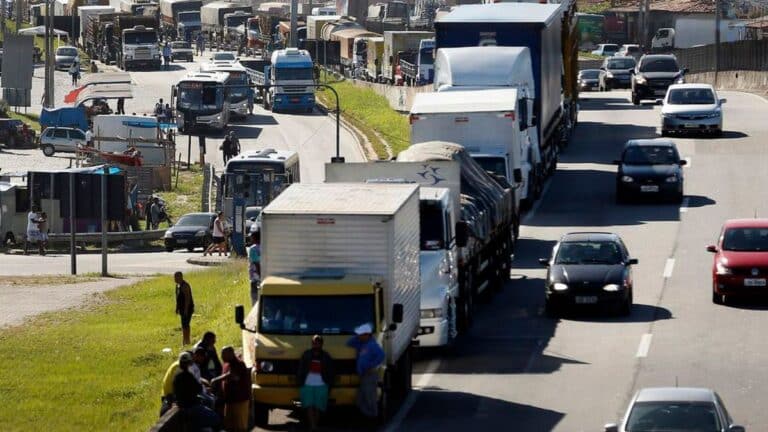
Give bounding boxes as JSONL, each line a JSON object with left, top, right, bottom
{"left": 605, "top": 82, "right": 611, "bottom": 91}
{"left": 631, "top": 93, "right": 640, "bottom": 105}
{"left": 7, "top": 135, "right": 16, "bottom": 148}
{"left": 619, "top": 290, "right": 632, "bottom": 316}
{"left": 42, "top": 144, "right": 55, "bottom": 157}
{"left": 712, "top": 290, "right": 725, "bottom": 305}
{"left": 660, "top": 128, "right": 669, "bottom": 137}
{"left": 165, "top": 246, "right": 174, "bottom": 253}
{"left": 186, "top": 246, "right": 195, "bottom": 252}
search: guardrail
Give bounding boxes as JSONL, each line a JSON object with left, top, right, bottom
{"left": 47, "top": 229, "right": 166, "bottom": 244}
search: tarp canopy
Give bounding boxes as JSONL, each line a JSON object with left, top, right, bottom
{"left": 75, "top": 83, "right": 133, "bottom": 105}
{"left": 18, "top": 26, "right": 69, "bottom": 37}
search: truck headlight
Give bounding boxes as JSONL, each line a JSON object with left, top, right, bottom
{"left": 154, "top": 54, "right": 160, "bottom": 59}
{"left": 606, "top": 72, "right": 614, "bottom": 78}
{"left": 420, "top": 308, "right": 444, "bottom": 319}
{"left": 553, "top": 282, "right": 568, "bottom": 291}
{"left": 706, "top": 110, "right": 721, "bottom": 118}
{"left": 621, "top": 175, "right": 634, "bottom": 183}
{"left": 716, "top": 261, "right": 732, "bottom": 275}
{"left": 259, "top": 361, "right": 274, "bottom": 373}
{"left": 126, "top": 55, "right": 133, "bottom": 60}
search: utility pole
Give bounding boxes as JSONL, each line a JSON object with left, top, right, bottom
{"left": 714, "top": 0, "right": 721, "bottom": 86}
{"left": 289, "top": 0, "right": 298, "bottom": 48}
{"left": 641, "top": 0, "right": 651, "bottom": 50}
{"left": 1, "top": 0, "right": 6, "bottom": 35}
{"left": 15, "top": 0, "right": 21, "bottom": 34}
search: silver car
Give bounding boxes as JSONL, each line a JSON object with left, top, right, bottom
{"left": 661, "top": 83, "right": 725, "bottom": 137}
{"left": 55, "top": 46, "right": 80, "bottom": 70}
{"left": 39, "top": 127, "right": 87, "bottom": 156}
{"left": 605, "top": 387, "right": 745, "bottom": 432}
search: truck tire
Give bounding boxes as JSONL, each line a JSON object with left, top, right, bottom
{"left": 252, "top": 403, "right": 269, "bottom": 427}
{"left": 457, "top": 271, "right": 474, "bottom": 332}
{"left": 631, "top": 92, "right": 640, "bottom": 105}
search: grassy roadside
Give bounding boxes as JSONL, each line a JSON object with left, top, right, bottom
{"left": 7, "top": 111, "right": 41, "bottom": 132}
{"left": 316, "top": 73, "right": 410, "bottom": 159}
{"left": 0, "top": 262, "right": 250, "bottom": 431}
{"left": 0, "top": 273, "right": 104, "bottom": 286}
{"left": 158, "top": 164, "right": 204, "bottom": 220}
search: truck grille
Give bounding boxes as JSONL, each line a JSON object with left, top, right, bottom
{"left": 259, "top": 358, "right": 357, "bottom": 376}
{"left": 134, "top": 47, "right": 152, "bottom": 60}
{"left": 283, "top": 86, "right": 307, "bottom": 94}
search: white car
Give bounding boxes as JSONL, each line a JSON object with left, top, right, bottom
{"left": 210, "top": 52, "right": 237, "bottom": 62}
{"left": 661, "top": 83, "right": 725, "bottom": 137}
{"left": 592, "top": 43, "right": 619, "bottom": 57}
{"left": 39, "top": 127, "right": 87, "bottom": 156}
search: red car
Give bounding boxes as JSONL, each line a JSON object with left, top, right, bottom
{"left": 707, "top": 219, "right": 768, "bottom": 305}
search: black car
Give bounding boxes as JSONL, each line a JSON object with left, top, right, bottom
{"left": 578, "top": 69, "right": 600, "bottom": 91}
{"left": 615, "top": 139, "right": 686, "bottom": 203}
{"left": 539, "top": 232, "right": 638, "bottom": 316}
{"left": 631, "top": 54, "right": 687, "bottom": 105}
{"left": 163, "top": 212, "right": 216, "bottom": 252}
{"left": 598, "top": 56, "right": 636, "bottom": 91}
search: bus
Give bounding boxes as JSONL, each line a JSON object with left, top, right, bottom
{"left": 200, "top": 61, "right": 253, "bottom": 119}
{"left": 576, "top": 13, "right": 605, "bottom": 51}
{"left": 173, "top": 71, "right": 231, "bottom": 133}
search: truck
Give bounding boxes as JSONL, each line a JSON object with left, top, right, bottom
{"left": 362, "top": 35, "right": 384, "bottom": 81}
{"left": 399, "top": 38, "right": 435, "bottom": 86}
{"left": 432, "top": 46, "right": 539, "bottom": 205}
{"left": 397, "top": 141, "right": 515, "bottom": 331}
{"left": 86, "top": 12, "right": 122, "bottom": 63}
{"left": 239, "top": 56, "right": 272, "bottom": 99}
{"left": 234, "top": 182, "right": 420, "bottom": 426}
{"left": 201, "top": 2, "right": 252, "bottom": 35}
{"left": 365, "top": 1, "right": 410, "bottom": 34}
{"left": 336, "top": 0, "right": 368, "bottom": 22}
{"left": 120, "top": 0, "right": 158, "bottom": 15}
{"left": 329, "top": 27, "right": 379, "bottom": 75}
{"left": 434, "top": 1, "right": 579, "bottom": 188}
{"left": 324, "top": 162, "right": 461, "bottom": 347}
{"left": 306, "top": 15, "right": 341, "bottom": 40}
{"left": 381, "top": 30, "right": 434, "bottom": 84}
{"left": 651, "top": 17, "right": 743, "bottom": 52}
{"left": 158, "top": 0, "right": 202, "bottom": 39}
{"left": 113, "top": 15, "right": 161, "bottom": 70}
{"left": 223, "top": 10, "right": 254, "bottom": 45}
{"left": 78, "top": 5, "right": 114, "bottom": 48}
{"left": 263, "top": 48, "right": 315, "bottom": 113}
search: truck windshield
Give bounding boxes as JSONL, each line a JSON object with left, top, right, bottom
{"left": 274, "top": 67, "right": 314, "bottom": 81}
{"left": 226, "top": 16, "right": 250, "bottom": 27}
{"left": 473, "top": 156, "right": 507, "bottom": 180}
{"left": 419, "top": 47, "right": 434, "bottom": 65}
{"left": 178, "top": 12, "right": 200, "bottom": 22}
{"left": 177, "top": 83, "right": 223, "bottom": 110}
{"left": 259, "top": 295, "right": 375, "bottom": 335}
{"left": 420, "top": 201, "right": 446, "bottom": 251}
{"left": 124, "top": 32, "right": 158, "bottom": 45}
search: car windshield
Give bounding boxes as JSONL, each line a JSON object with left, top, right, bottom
{"left": 580, "top": 70, "right": 600, "bottom": 79}
{"left": 640, "top": 58, "right": 679, "bottom": 72}
{"left": 668, "top": 88, "right": 716, "bottom": 105}
{"left": 175, "top": 214, "right": 212, "bottom": 227}
{"left": 623, "top": 146, "right": 679, "bottom": 165}
{"left": 555, "top": 241, "right": 623, "bottom": 265}
{"left": 626, "top": 401, "right": 720, "bottom": 431}
{"left": 214, "top": 52, "right": 236, "bottom": 61}
{"left": 274, "top": 67, "right": 314, "bottom": 81}
{"left": 58, "top": 48, "right": 78, "bottom": 56}
{"left": 172, "top": 42, "right": 191, "bottom": 49}
{"left": 607, "top": 58, "right": 635, "bottom": 69}
{"left": 722, "top": 228, "right": 768, "bottom": 252}
{"left": 259, "top": 295, "right": 374, "bottom": 335}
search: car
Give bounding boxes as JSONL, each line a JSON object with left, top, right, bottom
{"left": 591, "top": 43, "right": 619, "bottom": 57}
{"left": 0, "top": 118, "right": 35, "bottom": 148}
{"left": 54, "top": 46, "right": 80, "bottom": 70}
{"left": 604, "top": 387, "right": 745, "bottom": 432}
{"left": 170, "top": 41, "right": 194, "bottom": 62}
{"left": 539, "top": 232, "right": 637, "bottom": 316}
{"left": 598, "top": 56, "right": 636, "bottom": 91}
{"left": 210, "top": 52, "right": 237, "bottom": 62}
{"left": 244, "top": 206, "right": 262, "bottom": 235}
{"left": 617, "top": 43, "right": 642, "bottom": 60}
{"left": 614, "top": 139, "right": 686, "bottom": 203}
{"left": 661, "top": 83, "right": 725, "bottom": 137}
{"left": 577, "top": 69, "right": 600, "bottom": 91}
{"left": 39, "top": 127, "right": 87, "bottom": 156}
{"left": 631, "top": 54, "right": 687, "bottom": 105}
{"left": 163, "top": 212, "right": 217, "bottom": 252}
{"left": 707, "top": 219, "right": 768, "bottom": 305}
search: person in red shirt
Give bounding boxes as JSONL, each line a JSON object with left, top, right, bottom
{"left": 211, "top": 346, "right": 251, "bottom": 432}
{"left": 297, "top": 335, "right": 335, "bottom": 431}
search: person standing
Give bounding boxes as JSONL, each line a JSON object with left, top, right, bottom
{"left": 204, "top": 211, "right": 227, "bottom": 256}
{"left": 69, "top": 61, "right": 80, "bottom": 85}
{"left": 37, "top": 212, "right": 48, "bottom": 256}
{"left": 173, "top": 351, "right": 221, "bottom": 428}
{"left": 117, "top": 98, "right": 125, "bottom": 115}
{"left": 347, "top": 323, "right": 384, "bottom": 419}
{"left": 196, "top": 33, "right": 205, "bottom": 56}
{"left": 248, "top": 230, "right": 261, "bottom": 305}
{"left": 229, "top": 131, "right": 241, "bottom": 158}
{"left": 175, "top": 271, "right": 194, "bottom": 345}
{"left": 163, "top": 42, "right": 172, "bottom": 70}
{"left": 220, "top": 133, "right": 232, "bottom": 164}
{"left": 24, "top": 205, "right": 43, "bottom": 255}
{"left": 298, "top": 335, "right": 334, "bottom": 431}
{"left": 211, "top": 346, "right": 251, "bottom": 432}
{"left": 150, "top": 197, "right": 162, "bottom": 230}
{"left": 85, "top": 127, "right": 93, "bottom": 147}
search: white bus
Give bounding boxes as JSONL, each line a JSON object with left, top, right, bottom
{"left": 173, "top": 71, "right": 231, "bottom": 133}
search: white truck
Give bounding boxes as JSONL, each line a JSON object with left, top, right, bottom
{"left": 78, "top": 5, "right": 115, "bottom": 47}
{"left": 381, "top": 30, "right": 434, "bottom": 84}
{"left": 325, "top": 162, "right": 461, "bottom": 347}
{"left": 234, "top": 182, "right": 420, "bottom": 426}
{"left": 432, "top": 46, "right": 539, "bottom": 206}
{"left": 201, "top": 1, "right": 253, "bottom": 34}
{"left": 651, "top": 17, "right": 744, "bottom": 51}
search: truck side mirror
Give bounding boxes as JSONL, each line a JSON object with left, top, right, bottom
{"left": 455, "top": 221, "right": 469, "bottom": 248}
{"left": 513, "top": 168, "right": 523, "bottom": 184}
{"left": 235, "top": 304, "right": 245, "bottom": 326}
{"left": 392, "top": 303, "right": 403, "bottom": 324}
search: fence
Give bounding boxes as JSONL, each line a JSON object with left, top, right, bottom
{"left": 674, "top": 40, "right": 768, "bottom": 73}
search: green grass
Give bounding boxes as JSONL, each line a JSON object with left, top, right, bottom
{"left": 578, "top": 0, "right": 612, "bottom": 14}
{"left": 0, "top": 262, "right": 250, "bottom": 431}
{"left": 7, "top": 111, "right": 41, "bottom": 132}
{"left": 0, "top": 18, "right": 63, "bottom": 54}
{"left": 159, "top": 164, "right": 204, "bottom": 220}
{"left": 317, "top": 73, "right": 410, "bottom": 159}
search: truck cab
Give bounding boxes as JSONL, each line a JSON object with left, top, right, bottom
{"left": 121, "top": 25, "right": 161, "bottom": 70}
{"left": 176, "top": 11, "right": 201, "bottom": 41}
{"left": 267, "top": 48, "right": 316, "bottom": 113}
{"left": 651, "top": 27, "right": 675, "bottom": 52}
{"left": 400, "top": 38, "right": 435, "bottom": 86}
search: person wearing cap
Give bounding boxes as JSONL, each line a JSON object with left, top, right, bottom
{"left": 210, "top": 346, "right": 251, "bottom": 432}
{"left": 347, "top": 323, "right": 385, "bottom": 418}
{"left": 173, "top": 351, "right": 221, "bottom": 428}
{"left": 297, "top": 335, "right": 335, "bottom": 431}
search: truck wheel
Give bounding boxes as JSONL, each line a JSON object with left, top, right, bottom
{"left": 252, "top": 403, "right": 269, "bottom": 427}
{"left": 42, "top": 144, "right": 55, "bottom": 157}
{"left": 377, "top": 370, "right": 393, "bottom": 425}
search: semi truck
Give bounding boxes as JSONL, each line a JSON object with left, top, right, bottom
{"left": 433, "top": 46, "right": 540, "bottom": 205}
{"left": 201, "top": 2, "right": 252, "bottom": 35}
{"left": 223, "top": 10, "right": 254, "bottom": 44}
{"left": 119, "top": 0, "right": 158, "bottom": 15}
{"left": 113, "top": 15, "right": 161, "bottom": 70}
{"left": 78, "top": 5, "right": 114, "bottom": 48}
{"left": 398, "top": 141, "right": 515, "bottom": 330}
{"left": 399, "top": 38, "right": 435, "bottom": 86}
{"left": 381, "top": 30, "right": 434, "bottom": 84}
{"left": 434, "top": 1, "right": 579, "bottom": 183}
{"left": 234, "top": 182, "right": 420, "bottom": 426}
{"left": 86, "top": 12, "right": 121, "bottom": 63}
{"left": 158, "top": 0, "right": 202, "bottom": 39}
{"left": 651, "top": 17, "right": 743, "bottom": 51}
{"left": 306, "top": 15, "right": 341, "bottom": 40}
{"left": 365, "top": 1, "right": 410, "bottom": 34}
{"left": 264, "top": 48, "right": 315, "bottom": 113}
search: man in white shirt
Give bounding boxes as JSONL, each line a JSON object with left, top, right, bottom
{"left": 85, "top": 128, "right": 93, "bottom": 147}
{"left": 25, "top": 206, "right": 43, "bottom": 255}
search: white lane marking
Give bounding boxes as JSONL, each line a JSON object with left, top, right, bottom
{"left": 680, "top": 197, "right": 689, "bottom": 213}
{"left": 636, "top": 333, "right": 653, "bottom": 358}
{"left": 522, "top": 180, "right": 552, "bottom": 224}
{"left": 384, "top": 358, "right": 441, "bottom": 432}
{"left": 663, "top": 258, "right": 675, "bottom": 278}
{"left": 684, "top": 157, "right": 692, "bottom": 168}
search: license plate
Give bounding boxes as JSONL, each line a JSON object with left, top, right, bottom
{"left": 177, "top": 239, "right": 188, "bottom": 244}
{"left": 744, "top": 278, "right": 766, "bottom": 287}
{"left": 290, "top": 98, "right": 300, "bottom": 103}
{"left": 684, "top": 123, "right": 698, "bottom": 128}
{"left": 640, "top": 185, "right": 659, "bottom": 192}
{"left": 655, "top": 90, "right": 667, "bottom": 96}
{"left": 575, "top": 296, "right": 598, "bottom": 304}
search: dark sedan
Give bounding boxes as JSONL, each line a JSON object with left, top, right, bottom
{"left": 599, "top": 56, "right": 636, "bottom": 91}
{"left": 163, "top": 212, "right": 216, "bottom": 252}
{"left": 615, "top": 139, "right": 686, "bottom": 204}
{"left": 578, "top": 69, "right": 601, "bottom": 91}
{"left": 539, "top": 232, "right": 637, "bottom": 316}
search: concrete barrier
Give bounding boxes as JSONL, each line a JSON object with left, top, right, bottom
{"left": 47, "top": 229, "right": 166, "bottom": 244}
{"left": 149, "top": 406, "right": 182, "bottom": 432}
{"left": 687, "top": 70, "right": 768, "bottom": 94}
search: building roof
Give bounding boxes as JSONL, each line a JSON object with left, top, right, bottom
{"left": 609, "top": 0, "right": 714, "bottom": 14}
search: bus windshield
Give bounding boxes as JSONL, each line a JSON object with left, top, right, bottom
{"left": 177, "top": 82, "right": 223, "bottom": 110}
{"left": 224, "top": 71, "right": 249, "bottom": 102}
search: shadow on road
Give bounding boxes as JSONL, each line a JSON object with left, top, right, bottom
{"left": 565, "top": 121, "right": 659, "bottom": 164}
{"left": 512, "top": 238, "right": 558, "bottom": 270}
{"left": 243, "top": 114, "right": 279, "bottom": 126}
{"left": 400, "top": 388, "right": 565, "bottom": 431}
{"left": 227, "top": 125, "right": 263, "bottom": 139}
{"left": 578, "top": 96, "right": 656, "bottom": 111}
{"left": 685, "top": 195, "right": 716, "bottom": 208}
{"left": 556, "top": 303, "right": 674, "bottom": 323}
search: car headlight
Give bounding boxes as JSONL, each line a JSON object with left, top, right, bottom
{"left": 665, "top": 175, "right": 679, "bottom": 183}
{"left": 258, "top": 361, "right": 274, "bottom": 373}
{"left": 553, "top": 282, "right": 569, "bottom": 291}
{"left": 635, "top": 76, "right": 647, "bottom": 85}
{"left": 420, "top": 308, "right": 444, "bottom": 319}
{"left": 606, "top": 72, "right": 614, "bottom": 78}
{"left": 621, "top": 175, "right": 634, "bottom": 183}
{"left": 126, "top": 55, "right": 133, "bottom": 60}
{"left": 603, "top": 283, "right": 621, "bottom": 292}
{"left": 716, "top": 261, "right": 732, "bottom": 275}
{"left": 195, "top": 230, "right": 206, "bottom": 237}
{"left": 164, "top": 231, "right": 173, "bottom": 238}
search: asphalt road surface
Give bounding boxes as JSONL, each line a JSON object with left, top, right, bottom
{"left": 250, "top": 90, "right": 768, "bottom": 431}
